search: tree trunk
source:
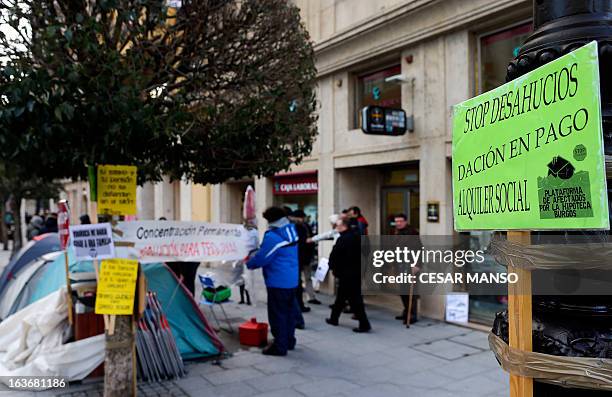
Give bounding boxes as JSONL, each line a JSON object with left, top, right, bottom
{"left": 104, "top": 316, "right": 136, "bottom": 397}
{"left": 0, "top": 202, "right": 7, "bottom": 251}
{"left": 10, "top": 195, "right": 22, "bottom": 257}
{"left": 87, "top": 174, "right": 136, "bottom": 396}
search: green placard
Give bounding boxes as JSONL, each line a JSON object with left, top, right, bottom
{"left": 452, "top": 41, "right": 609, "bottom": 231}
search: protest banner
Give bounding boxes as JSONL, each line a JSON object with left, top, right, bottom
{"left": 97, "top": 165, "right": 137, "bottom": 215}
{"left": 452, "top": 41, "right": 609, "bottom": 231}
{"left": 95, "top": 259, "right": 139, "bottom": 316}
{"left": 70, "top": 223, "right": 115, "bottom": 260}
{"left": 115, "top": 220, "right": 249, "bottom": 263}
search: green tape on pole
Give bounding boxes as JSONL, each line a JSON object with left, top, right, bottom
{"left": 452, "top": 41, "right": 609, "bottom": 231}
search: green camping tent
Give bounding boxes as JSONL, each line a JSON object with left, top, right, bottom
{"left": 6, "top": 251, "right": 223, "bottom": 360}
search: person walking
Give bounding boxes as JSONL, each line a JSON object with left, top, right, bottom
{"left": 348, "top": 206, "right": 369, "bottom": 235}
{"left": 308, "top": 214, "right": 341, "bottom": 292}
{"left": 291, "top": 209, "right": 320, "bottom": 306}
{"left": 394, "top": 213, "right": 421, "bottom": 324}
{"left": 39, "top": 212, "right": 58, "bottom": 234}
{"left": 26, "top": 215, "right": 44, "bottom": 240}
{"left": 326, "top": 218, "right": 371, "bottom": 333}
{"left": 308, "top": 214, "right": 341, "bottom": 244}
{"left": 230, "top": 220, "right": 258, "bottom": 305}
{"left": 247, "top": 207, "right": 300, "bottom": 356}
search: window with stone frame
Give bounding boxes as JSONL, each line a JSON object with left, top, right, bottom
{"left": 354, "top": 64, "right": 402, "bottom": 129}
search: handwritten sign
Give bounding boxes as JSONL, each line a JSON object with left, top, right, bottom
{"left": 70, "top": 223, "right": 115, "bottom": 260}
{"left": 452, "top": 42, "right": 609, "bottom": 230}
{"left": 115, "top": 220, "right": 249, "bottom": 263}
{"left": 445, "top": 293, "right": 469, "bottom": 323}
{"left": 95, "top": 259, "right": 138, "bottom": 315}
{"left": 97, "top": 165, "right": 137, "bottom": 215}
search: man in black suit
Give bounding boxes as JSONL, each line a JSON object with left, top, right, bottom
{"left": 325, "top": 218, "right": 371, "bottom": 333}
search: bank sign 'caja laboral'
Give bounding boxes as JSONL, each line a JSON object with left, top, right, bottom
{"left": 452, "top": 41, "right": 609, "bottom": 231}
{"left": 273, "top": 173, "right": 318, "bottom": 195}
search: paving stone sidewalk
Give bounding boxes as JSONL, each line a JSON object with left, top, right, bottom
{"left": 10, "top": 291, "right": 510, "bottom": 397}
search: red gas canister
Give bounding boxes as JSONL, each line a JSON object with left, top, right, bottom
{"left": 239, "top": 318, "right": 268, "bottom": 347}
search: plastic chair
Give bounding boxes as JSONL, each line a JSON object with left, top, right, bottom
{"left": 198, "top": 274, "right": 233, "bottom": 333}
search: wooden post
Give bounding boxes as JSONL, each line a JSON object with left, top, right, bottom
{"left": 87, "top": 165, "right": 137, "bottom": 396}
{"left": 64, "top": 253, "right": 74, "bottom": 325}
{"left": 89, "top": 200, "right": 110, "bottom": 330}
{"left": 405, "top": 283, "right": 414, "bottom": 328}
{"left": 507, "top": 231, "right": 533, "bottom": 397}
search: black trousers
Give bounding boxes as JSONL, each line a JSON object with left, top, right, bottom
{"left": 296, "top": 270, "right": 306, "bottom": 309}
{"left": 167, "top": 262, "right": 199, "bottom": 296}
{"left": 267, "top": 287, "right": 298, "bottom": 354}
{"left": 330, "top": 280, "right": 371, "bottom": 330}
{"left": 400, "top": 294, "right": 419, "bottom": 319}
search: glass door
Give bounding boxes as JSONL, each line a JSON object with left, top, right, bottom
{"left": 381, "top": 188, "right": 419, "bottom": 234}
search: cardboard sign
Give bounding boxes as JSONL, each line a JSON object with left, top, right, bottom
{"left": 97, "top": 165, "right": 137, "bottom": 215}
{"left": 115, "top": 220, "right": 249, "bottom": 263}
{"left": 70, "top": 223, "right": 115, "bottom": 260}
{"left": 452, "top": 42, "right": 609, "bottom": 230}
{"left": 445, "top": 293, "right": 469, "bottom": 323}
{"left": 95, "top": 259, "right": 138, "bottom": 315}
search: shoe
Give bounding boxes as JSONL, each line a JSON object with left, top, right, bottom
{"left": 288, "top": 338, "right": 296, "bottom": 350}
{"left": 296, "top": 323, "right": 305, "bottom": 330}
{"left": 308, "top": 299, "right": 322, "bottom": 305}
{"left": 352, "top": 327, "right": 371, "bottom": 333}
{"left": 395, "top": 314, "right": 406, "bottom": 320}
{"left": 301, "top": 306, "right": 311, "bottom": 313}
{"left": 262, "top": 345, "right": 287, "bottom": 356}
{"left": 239, "top": 301, "right": 245, "bottom": 305}
{"left": 325, "top": 318, "right": 339, "bottom": 326}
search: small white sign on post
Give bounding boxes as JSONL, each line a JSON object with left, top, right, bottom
{"left": 445, "top": 293, "right": 469, "bottom": 323}
{"left": 70, "top": 223, "right": 115, "bottom": 261}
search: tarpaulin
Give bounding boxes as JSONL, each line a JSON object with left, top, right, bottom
{"left": 489, "top": 332, "right": 612, "bottom": 391}
{"left": 0, "top": 289, "right": 104, "bottom": 388}
{"left": 490, "top": 237, "right": 612, "bottom": 271}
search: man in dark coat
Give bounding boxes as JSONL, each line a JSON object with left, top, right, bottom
{"left": 290, "top": 209, "right": 318, "bottom": 311}
{"left": 325, "top": 218, "right": 371, "bottom": 333}
{"left": 39, "top": 213, "right": 58, "bottom": 234}
{"left": 348, "top": 206, "right": 369, "bottom": 235}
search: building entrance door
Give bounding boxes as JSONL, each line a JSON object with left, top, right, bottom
{"left": 381, "top": 187, "right": 419, "bottom": 234}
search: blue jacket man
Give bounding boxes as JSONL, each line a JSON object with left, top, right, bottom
{"left": 247, "top": 207, "right": 300, "bottom": 356}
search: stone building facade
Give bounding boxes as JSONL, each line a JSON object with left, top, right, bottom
{"left": 104, "top": 0, "right": 535, "bottom": 324}
{"left": 212, "top": 0, "right": 533, "bottom": 323}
